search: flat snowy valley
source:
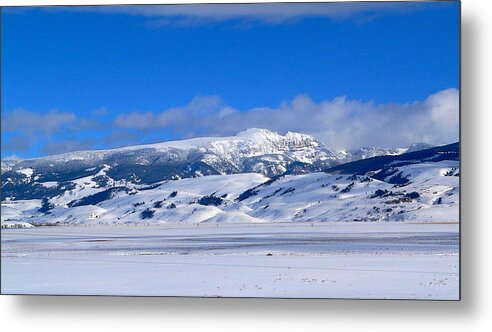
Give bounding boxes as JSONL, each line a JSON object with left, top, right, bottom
{"left": 1, "top": 222, "right": 459, "bottom": 299}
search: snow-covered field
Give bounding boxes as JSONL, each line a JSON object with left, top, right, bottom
{"left": 1, "top": 222, "right": 459, "bottom": 299}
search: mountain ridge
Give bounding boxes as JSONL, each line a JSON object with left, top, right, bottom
{"left": 1, "top": 129, "right": 454, "bottom": 202}
{"left": 2, "top": 129, "right": 438, "bottom": 166}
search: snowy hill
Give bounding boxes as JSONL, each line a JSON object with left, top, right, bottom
{"left": 1, "top": 138, "right": 459, "bottom": 226}
{"left": 326, "top": 142, "right": 459, "bottom": 177}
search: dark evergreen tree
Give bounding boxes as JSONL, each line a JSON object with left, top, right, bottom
{"left": 38, "top": 197, "right": 54, "bottom": 213}
{"left": 140, "top": 208, "right": 155, "bottom": 219}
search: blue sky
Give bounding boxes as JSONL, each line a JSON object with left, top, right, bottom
{"left": 1, "top": 2, "right": 460, "bottom": 158}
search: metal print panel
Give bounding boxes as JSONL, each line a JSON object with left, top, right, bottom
{"left": 0, "top": 1, "right": 460, "bottom": 299}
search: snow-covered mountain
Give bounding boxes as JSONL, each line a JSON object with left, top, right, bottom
{"left": 404, "top": 142, "right": 435, "bottom": 153}
{"left": 1, "top": 139, "right": 459, "bottom": 227}
{"left": 2, "top": 129, "right": 344, "bottom": 200}
{"left": 1, "top": 159, "right": 20, "bottom": 174}
{"left": 3, "top": 128, "right": 422, "bottom": 201}
{"left": 344, "top": 142, "right": 435, "bottom": 161}
{"left": 344, "top": 146, "right": 406, "bottom": 161}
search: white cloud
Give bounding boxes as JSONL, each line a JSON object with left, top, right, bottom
{"left": 2, "top": 135, "right": 32, "bottom": 154}
{"left": 113, "top": 88, "right": 459, "bottom": 149}
{"left": 36, "top": 2, "right": 435, "bottom": 27}
{"left": 3, "top": 89, "right": 459, "bottom": 157}
{"left": 114, "top": 95, "right": 225, "bottom": 135}
{"left": 1, "top": 108, "right": 102, "bottom": 155}
{"left": 41, "top": 138, "right": 95, "bottom": 156}
{"left": 1, "top": 109, "right": 77, "bottom": 135}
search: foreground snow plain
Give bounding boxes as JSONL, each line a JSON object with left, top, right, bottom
{"left": 1, "top": 222, "right": 459, "bottom": 299}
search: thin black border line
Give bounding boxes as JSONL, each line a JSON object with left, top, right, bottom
{"left": 0, "top": 0, "right": 462, "bottom": 301}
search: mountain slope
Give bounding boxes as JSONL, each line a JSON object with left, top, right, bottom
{"left": 1, "top": 161, "right": 459, "bottom": 226}
{"left": 2, "top": 142, "right": 459, "bottom": 226}
{"left": 325, "top": 142, "right": 459, "bottom": 181}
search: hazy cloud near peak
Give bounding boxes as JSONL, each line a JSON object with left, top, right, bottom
{"left": 2, "top": 89, "right": 458, "bottom": 157}
{"left": 113, "top": 88, "right": 459, "bottom": 150}
{"left": 114, "top": 95, "right": 224, "bottom": 133}
{"left": 41, "top": 138, "right": 96, "bottom": 156}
